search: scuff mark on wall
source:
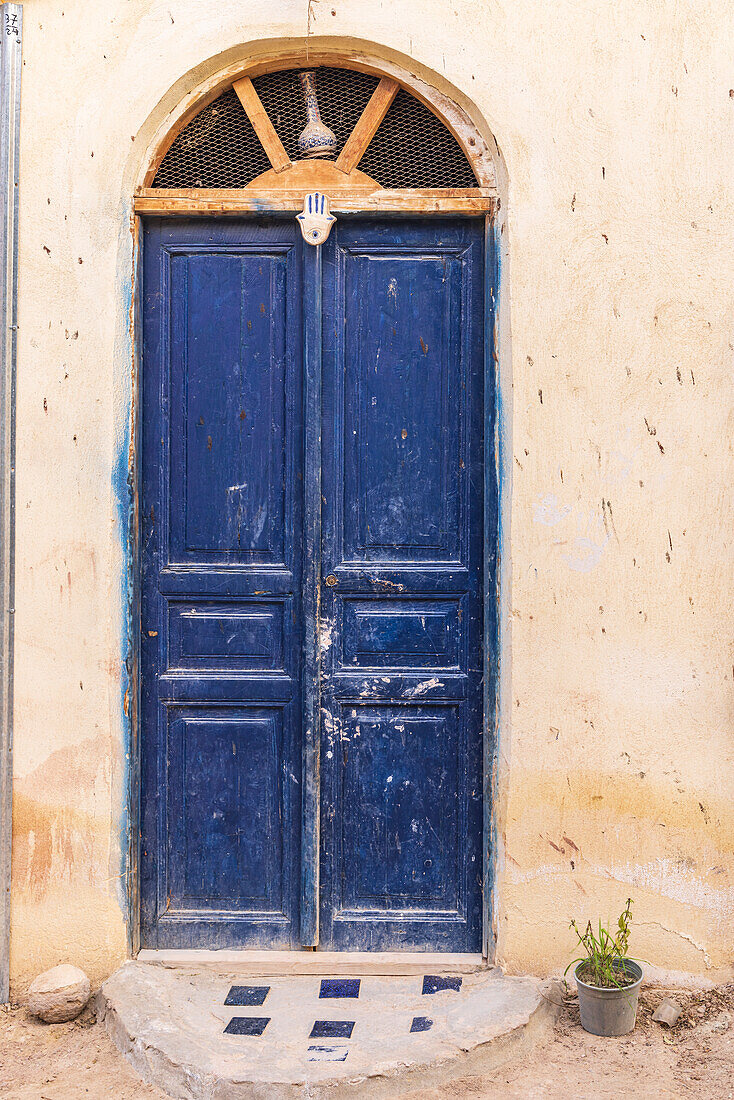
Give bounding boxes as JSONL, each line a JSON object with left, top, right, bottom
{"left": 533, "top": 494, "right": 612, "bottom": 572}
{"left": 532, "top": 495, "right": 571, "bottom": 526}
{"left": 637, "top": 921, "right": 712, "bottom": 968}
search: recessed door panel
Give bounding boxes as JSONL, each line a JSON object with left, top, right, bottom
{"left": 166, "top": 708, "right": 284, "bottom": 913}
{"left": 338, "top": 706, "right": 461, "bottom": 913}
{"left": 341, "top": 252, "right": 463, "bottom": 560}
{"left": 340, "top": 598, "right": 463, "bottom": 670}
{"left": 167, "top": 600, "right": 286, "bottom": 671}
{"left": 169, "top": 248, "right": 289, "bottom": 564}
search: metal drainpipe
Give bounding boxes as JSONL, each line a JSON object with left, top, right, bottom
{"left": 0, "top": 2, "right": 21, "bottom": 1006}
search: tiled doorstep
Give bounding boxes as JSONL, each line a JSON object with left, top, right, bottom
{"left": 100, "top": 962, "right": 559, "bottom": 1099}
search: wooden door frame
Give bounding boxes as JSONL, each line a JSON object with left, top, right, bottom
{"left": 126, "top": 53, "right": 504, "bottom": 963}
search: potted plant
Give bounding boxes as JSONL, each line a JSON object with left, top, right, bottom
{"left": 566, "top": 897, "right": 643, "bottom": 1036}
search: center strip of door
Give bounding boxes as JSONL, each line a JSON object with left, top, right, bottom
{"left": 300, "top": 238, "right": 323, "bottom": 946}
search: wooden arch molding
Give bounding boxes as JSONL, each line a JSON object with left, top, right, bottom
{"left": 134, "top": 50, "right": 498, "bottom": 216}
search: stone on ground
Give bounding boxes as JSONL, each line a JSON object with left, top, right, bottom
{"left": 27, "top": 964, "right": 91, "bottom": 1023}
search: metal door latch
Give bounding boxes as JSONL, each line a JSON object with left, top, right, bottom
{"left": 324, "top": 574, "right": 338, "bottom": 587}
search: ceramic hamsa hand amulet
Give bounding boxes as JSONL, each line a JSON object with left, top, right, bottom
{"left": 297, "top": 192, "right": 336, "bottom": 245}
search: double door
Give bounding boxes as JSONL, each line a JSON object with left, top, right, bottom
{"left": 140, "top": 215, "right": 486, "bottom": 951}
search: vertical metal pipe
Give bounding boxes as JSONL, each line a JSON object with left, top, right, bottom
{"left": 0, "top": 2, "right": 21, "bottom": 1005}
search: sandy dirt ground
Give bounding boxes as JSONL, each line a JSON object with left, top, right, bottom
{"left": 0, "top": 984, "right": 732, "bottom": 1099}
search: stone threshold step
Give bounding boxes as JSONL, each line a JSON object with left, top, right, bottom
{"left": 100, "top": 964, "right": 558, "bottom": 1100}
{"left": 136, "top": 949, "right": 486, "bottom": 977}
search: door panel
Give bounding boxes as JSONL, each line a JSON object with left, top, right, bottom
{"left": 340, "top": 249, "right": 463, "bottom": 561}
{"left": 166, "top": 600, "right": 287, "bottom": 671}
{"left": 340, "top": 597, "right": 463, "bottom": 670}
{"left": 320, "top": 219, "right": 484, "bottom": 951}
{"left": 141, "top": 219, "right": 303, "bottom": 948}
{"left": 170, "top": 249, "right": 289, "bottom": 562}
{"left": 166, "top": 707, "right": 285, "bottom": 914}
{"left": 338, "top": 706, "right": 462, "bottom": 913}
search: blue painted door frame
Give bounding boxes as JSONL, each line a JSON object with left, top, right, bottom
{"left": 139, "top": 215, "right": 495, "bottom": 952}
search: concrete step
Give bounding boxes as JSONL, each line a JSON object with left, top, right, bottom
{"left": 136, "top": 949, "right": 485, "bottom": 977}
{"left": 99, "top": 962, "right": 558, "bottom": 1099}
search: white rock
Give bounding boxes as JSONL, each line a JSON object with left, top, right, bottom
{"left": 27, "top": 964, "right": 91, "bottom": 1023}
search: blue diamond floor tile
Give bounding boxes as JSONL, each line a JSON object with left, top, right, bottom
{"left": 422, "top": 975, "right": 463, "bottom": 995}
{"left": 410, "top": 1016, "right": 433, "bottom": 1032}
{"left": 319, "top": 978, "right": 361, "bottom": 999}
{"left": 224, "top": 1016, "right": 270, "bottom": 1036}
{"left": 310, "top": 1019, "right": 355, "bottom": 1039}
{"left": 225, "top": 985, "right": 270, "bottom": 1007}
{"left": 308, "top": 1044, "right": 349, "bottom": 1062}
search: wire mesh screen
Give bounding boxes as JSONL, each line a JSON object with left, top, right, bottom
{"left": 151, "top": 68, "right": 478, "bottom": 190}
{"left": 153, "top": 88, "right": 272, "bottom": 188}
{"left": 252, "top": 67, "right": 380, "bottom": 164}
{"left": 358, "top": 88, "right": 478, "bottom": 188}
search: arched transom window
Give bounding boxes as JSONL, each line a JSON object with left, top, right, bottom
{"left": 135, "top": 63, "right": 496, "bottom": 216}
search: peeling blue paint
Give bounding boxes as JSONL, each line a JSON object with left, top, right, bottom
{"left": 483, "top": 209, "right": 503, "bottom": 960}
{"left": 111, "top": 210, "right": 138, "bottom": 944}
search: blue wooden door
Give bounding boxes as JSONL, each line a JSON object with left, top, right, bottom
{"left": 140, "top": 219, "right": 304, "bottom": 947}
{"left": 140, "top": 216, "right": 485, "bottom": 951}
{"left": 319, "top": 219, "right": 484, "bottom": 950}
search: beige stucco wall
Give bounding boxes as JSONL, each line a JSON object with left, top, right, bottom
{"left": 8, "top": 0, "right": 733, "bottom": 992}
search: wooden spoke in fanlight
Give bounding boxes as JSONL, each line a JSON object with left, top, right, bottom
{"left": 335, "top": 77, "right": 399, "bottom": 174}
{"left": 232, "top": 77, "right": 291, "bottom": 173}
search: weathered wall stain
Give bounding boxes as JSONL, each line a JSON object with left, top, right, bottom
{"left": 11, "top": 737, "right": 118, "bottom": 901}
{"left": 10, "top": 737, "right": 127, "bottom": 988}
{"left": 498, "top": 769, "right": 734, "bottom": 972}
{"left": 12, "top": 793, "right": 107, "bottom": 896}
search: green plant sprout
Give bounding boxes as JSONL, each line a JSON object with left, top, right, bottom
{"left": 565, "top": 897, "right": 638, "bottom": 989}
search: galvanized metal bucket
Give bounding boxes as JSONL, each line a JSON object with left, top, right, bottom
{"left": 575, "top": 960, "right": 643, "bottom": 1036}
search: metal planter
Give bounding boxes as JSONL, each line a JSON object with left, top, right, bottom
{"left": 575, "top": 960, "right": 643, "bottom": 1036}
